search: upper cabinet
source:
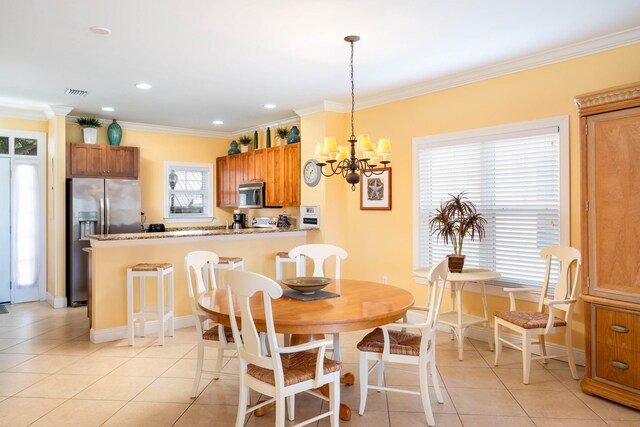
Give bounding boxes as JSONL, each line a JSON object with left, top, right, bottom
{"left": 66, "top": 143, "right": 139, "bottom": 179}
{"left": 216, "top": 144, "right": 300, "bottom": 208}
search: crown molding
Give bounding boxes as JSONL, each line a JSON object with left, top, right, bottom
{"left": 48, "top": 105, "right": 74, "bottom": 118}
{"left": 230, "top": 115, "right": 300, "bottom": 138}
{"left": 294, "top": 101, "right": 347, "bottom": 117}
{"left": 355, "top": 26, "right": 640, "bottom": 111}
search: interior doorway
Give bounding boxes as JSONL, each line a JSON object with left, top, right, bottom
{"left": 0, "top": 130, "right": 46, "bottom": 304}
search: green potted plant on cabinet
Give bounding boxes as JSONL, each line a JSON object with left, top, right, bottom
{"left": 429, "top": 192, "right": 487, "bottom": 272}
{"left": 238, "top": 135, "right": 252, "bottom": 153}
{"left": 275, "top": 127, "right": 289, "bottom": 146}
{"left": 76, "top": 116, "right": 102, "bottom": 144}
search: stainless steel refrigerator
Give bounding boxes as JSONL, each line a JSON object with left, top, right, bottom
{"left": 66, "top": 178, "right": 141, "bottom": 306}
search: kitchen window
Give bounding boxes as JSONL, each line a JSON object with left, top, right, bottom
{"left": 163, "top": 161, "right": 213, "bottom": 222}
{"left": 413, "top": 116, "right": 569, "bottom": 290}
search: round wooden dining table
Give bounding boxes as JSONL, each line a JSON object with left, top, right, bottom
{"left": 197, "top": 278, "right": 415, "bottom": 421}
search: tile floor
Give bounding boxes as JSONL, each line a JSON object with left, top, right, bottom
{"left": 1, "top": 302, "right": 639, "bottom": 426}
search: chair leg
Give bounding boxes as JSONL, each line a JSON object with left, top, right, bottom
{"left": 235, "top": 379, "right": 248, "bottom": 427}
{"left": 167, "top": 269, "right": 174, "bottom": 337}
{"left": 419, "top": 359, "right": 436, "bottom": 427}
{"left": 127, "top": 270, "right": 134, "bottom": 346}
{"left": 275, "top": 395, "right": 286, "bottom": 427}
{"left": 377, "top": 360, "right": 384, "bottom": 389}
{"left": 140, "top": 276, "right": 146, "bottom": 337}
{"left": 429, "top": 351, "right": 444, "bottom": 404}
{"left": 329, "top": 376, "right": 340, "bottom": 427}
{"left": 538, "top": 335, "right": 548, "bottom": 364}
{"left": 332, "top": 333, "right": 340, "bottom": 361}
{"left": 494, "top": 321, "right": 502, "bottom": 366}
{"left": 157, "top": 269, "right": 164, "bottom": 346}
{"left": 358, "top": 352, "right": 369, "bottom": 415}
{"left": 565, "top": 327, "right": 579, "bottom": 380}
{"left": 192, "top": 340, "right": 204, "bottom": 397}
{"left": 214, "top": 347, "right": 224, "bottom": 380}
{"left": 522, "top": 332, "right": 532, "bottom": 385}
{"left": 286, "top": 394, "right": 295, "bottom": 421}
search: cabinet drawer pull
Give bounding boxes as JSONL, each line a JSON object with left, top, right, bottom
{"left": 611, "top": 360, "right": 629, "bottom": 370}
{"left": 610, "top": 325, "right": 629, "bottom": 333}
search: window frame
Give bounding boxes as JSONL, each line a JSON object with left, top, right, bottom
{"left": 163, "top": 161, "right": 214, "bottom": 223}
{"left": 412, "top": 116, "right": 570, "bottom": 299}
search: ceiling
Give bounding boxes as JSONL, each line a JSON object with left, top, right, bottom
{"left": 1, "top": 0, "right": 639, "bottom": 135}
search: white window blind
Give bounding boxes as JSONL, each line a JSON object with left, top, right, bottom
{"left": 164, "top": 162, "right": 213, "bottom": 221}
{"left": 414, "top": 119, "right": 568, "bottom": 288}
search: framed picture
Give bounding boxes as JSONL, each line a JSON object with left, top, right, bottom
{"left": 360, "top": 168, "right": 392, "bottom": 210}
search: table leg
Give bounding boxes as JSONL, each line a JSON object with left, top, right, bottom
{"left": 456, "top": 282, "right": 464, "bottom": 361}
{"left": 480, "top": 281, "right": 494, "bottom": 351}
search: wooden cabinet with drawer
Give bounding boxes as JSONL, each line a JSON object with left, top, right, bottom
{"left": 577, "top": 82, "right": 640, "bottom": 410}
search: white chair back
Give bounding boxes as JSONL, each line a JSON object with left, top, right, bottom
{"left": 539, "top": 246, "right": 581, "bottom": 319}
{"left": 424, "top": 258, "right": 449, "bottom": 328}
{"left": 226, "top": 270, "right": 284, "bottom": 379}
{"left": 288, "top": 244, "right": 348, "bottom": 278}
{"left": 184, "top": 251, "right": 220, "bottom": 316}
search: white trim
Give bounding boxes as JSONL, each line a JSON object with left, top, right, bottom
{"left": 438, "top": 323, "right": 586, "bottom": 367}
{"left": 48, "top": 106, "right": 73, "bottom": 118}
{"left": 0, "top": 106, "right": 49, "bottom": 121}
{"left": 90, "top": 314, "right": 195, "bottom": 344}
{"left": 46, "top": 292, "right": 67, "bottom": 308}
{"left": 412, "top": 116, "right": 570, "bottom": 274}
{"left": 294, "top": 101, "right": 348, "bottom": 117}
{"left": 163, "top": 161, "right": 214, "bottom": 221}
{"left": 230, "top": 116, "right": 300, "bottom": 138}
{"left": 89, "top": 230, "right": 310, "bottom": 248}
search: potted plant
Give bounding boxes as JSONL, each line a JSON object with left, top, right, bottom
{"left": 238, "top": 135, "right": 252, "bottom": 152}
{"left": 429, "top": 192, "right": 486, "bottom": 272}
{"left": 76, "top": 116, "right": 102, "bottom": 144}
{"left": 275, "top": 127, "right": 289, "bottom": 146}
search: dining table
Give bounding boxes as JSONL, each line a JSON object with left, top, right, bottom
{"left": 198, "top": 278, "right": 415, "bottom": 421}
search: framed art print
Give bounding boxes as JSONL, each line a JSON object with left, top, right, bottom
{"left": 360, "top": 168, "right": 392, "bottom": 210}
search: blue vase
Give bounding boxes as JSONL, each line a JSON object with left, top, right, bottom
{"left": 287, "top": 126, "right": 301, "bottom": 144}
{"left": 107, "top": 119, "right": 122, "bottom": 146}
{"left": 228, "top": 141, "right": 240, "bottom": 155}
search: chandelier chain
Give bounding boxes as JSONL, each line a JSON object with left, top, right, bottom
{"left": 350, "top": 39, "right": 355, "bottom": 140}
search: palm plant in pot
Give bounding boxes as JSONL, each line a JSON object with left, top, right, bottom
{"left": 76, "top": 116, "right": 102, "bottom": 144}
{"left": 275, "top": 127, "right": 289, "bottom": 146}
{"left": 238, "top": 135, "right": 252, "bottom": 152}
{"left": 429, "top": 192, "right": 487, "bottom": 272}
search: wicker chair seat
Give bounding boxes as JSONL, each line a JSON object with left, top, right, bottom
{"left": 494, "top": 310, "right": 567, "bottom": 329}
{"left": 247, "top": 351, "right": 340, "bottom": 386}
{"left": 357, "top": 327, "right": 425, "bottom": 357}
{"left": 203, "top": 325, "right": 235, "bottom": 343}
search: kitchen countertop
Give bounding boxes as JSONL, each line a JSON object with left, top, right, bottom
{"left": 88, "top": 226, "right": 317, "bottom": 242}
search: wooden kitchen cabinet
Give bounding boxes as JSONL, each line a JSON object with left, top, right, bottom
{"left": 66, "top": 143, "right": 139, "bottom": 179}
{"left": 216, "top": 144, "right": 299, "bottom": 208}
{"left": 576, "top": 81, "right": 640, "bottom": 410}
{"left": 216, "top": 154, "right": 241, "bottom": 207}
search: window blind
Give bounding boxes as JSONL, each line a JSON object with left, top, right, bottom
{"left": 416, "top": 127, "right": 561, "bottom": 287}
{"left": 168, "top": 166, "right": 210, "bottom": 217}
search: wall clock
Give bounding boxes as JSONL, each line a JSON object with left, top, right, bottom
{"left": 303, "top": 159, "right": 321, "bottom": 187}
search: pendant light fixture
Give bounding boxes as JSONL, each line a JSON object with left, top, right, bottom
{"left": 315, "top": 35, "right": 392, "bottom": 191}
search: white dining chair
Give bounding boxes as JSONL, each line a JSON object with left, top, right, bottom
{"left": 357, "top": 258, "right": 448, "bottom": 427}
{"left": 288, "top": 244, "right": 348, "bottom": 360}
{"left": 494, "top": 245, "right": 581, "bottom": 384}
{"left": 184, "top": 251, "right": 236, "bottom": 397}
{"left": 226, "top": 270, "right": 341, "bottom": 427}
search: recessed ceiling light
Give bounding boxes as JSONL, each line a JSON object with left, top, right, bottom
{"left": 101, "top": 107, "right": 115, "bottom": 112}
{"left": 90, "top": 26, "right": 111, "bottom": 35}
{"left": 212, "top": 120, "right": 223, "bottom": 125}
{"left": 135, "top": 82, "right": 152, "bottom": 89}
{"left": 264, "top": 104, "right": 276, "bottom": 109}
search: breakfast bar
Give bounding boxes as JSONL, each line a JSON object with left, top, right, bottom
{"left": 87, "top": 226, "right": 318, "bottom": 343}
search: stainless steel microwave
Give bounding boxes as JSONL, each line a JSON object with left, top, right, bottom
{"left": 238, "top": 182, "right": 264, "bottom": 208}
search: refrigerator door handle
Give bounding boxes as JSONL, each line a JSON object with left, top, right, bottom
{"left": 99, "top": 198, "right": 105, "bottom": 234}
{"left": 105, "top": 198, "right": 111, "bottom": 235}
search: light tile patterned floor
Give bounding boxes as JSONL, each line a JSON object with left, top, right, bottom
{"left": 1, "top": 302, "right": 638, "bottom": 426}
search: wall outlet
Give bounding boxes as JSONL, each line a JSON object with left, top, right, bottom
{"left": 382, "top": 276, "right": 388, "bottom": 284}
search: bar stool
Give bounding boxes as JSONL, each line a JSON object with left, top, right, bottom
{"left": 213, "top": 256, "right": 244, "bottom": 286}
{"left": 127, "top": 262, "right": 174, "bottom": 346}
{"left": 275, "top": 252, "right": 305, "bottom": 280}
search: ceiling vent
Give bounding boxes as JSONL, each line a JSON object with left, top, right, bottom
{"left": 65, "top": 88, "right": 88, "bottom": 96}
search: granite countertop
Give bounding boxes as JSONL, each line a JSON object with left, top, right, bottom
{"left": 88, "top": 226, "right": 317, "bottom": 241}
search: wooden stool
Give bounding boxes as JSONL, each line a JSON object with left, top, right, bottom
{"left": 275, "top": 252, "right": 305, "bottom": 280}
{"left": 213, "top": 257, "right": 244, "bottom": 286}
{"left": 127, "top": 263, "right": 174, "bottom": 346}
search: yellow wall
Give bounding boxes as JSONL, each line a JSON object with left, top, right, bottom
{"left": 0, "top": 117, "right": 48, "bottom": 133}
{"left": 314, "top": 42, "right": 640, "bottom": 351}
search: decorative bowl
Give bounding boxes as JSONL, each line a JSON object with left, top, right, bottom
{"left": 281, "top": 277, "right": 332, "bottom": 294}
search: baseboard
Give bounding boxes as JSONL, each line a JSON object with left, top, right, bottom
{"left": 46, "top": 292, "right": 67, "bottom": 309}
{"left": 90, "top": 314, "right": 195, "bottom": 344}
{"left": 436, "top": 323, "right": 586, "bottom": 367}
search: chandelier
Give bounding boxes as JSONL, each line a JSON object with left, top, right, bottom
{"left": 316, "top": 35, "right": 392, "bottom": 191}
